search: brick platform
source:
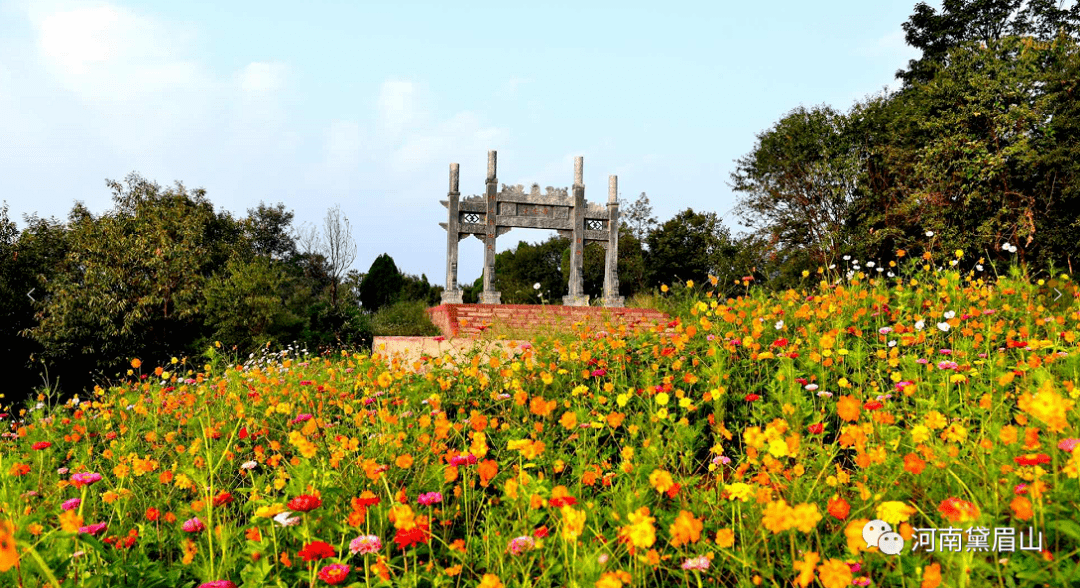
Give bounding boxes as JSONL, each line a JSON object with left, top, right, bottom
{"left": 427, "top": 304, "right": 673, "bottom": 339}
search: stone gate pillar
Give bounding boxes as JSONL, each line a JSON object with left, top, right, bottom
{"left": 563, "top": 156, "right": 589, "bottom": 306}
{"left": 480, "top": 150, "right": 502, "bottom": 304}
{"left": 441, "top": 163, "right": 464, "bottom": 304}
{"left": 603, "top": 175, "right": 624, "bottom": 307}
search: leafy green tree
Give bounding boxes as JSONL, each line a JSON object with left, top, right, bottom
{"left": 898, "top": 0, "right": 1080, "bottom": 85}
{"left": 644, "top": 209, "right": 740, "bottom": 288}
{"left": 244, "top": 202, "right": 298, "bottom": 260}
{"left": 730, "top": 106, "right": 863, "bottom": 269}
{"left": 29, "top": 174, "right": 238, "bottom": 376}
{"left": 204, "top": 256, "right": 303, "bottom": 349}
{"left": 358, "top": 254, "right": 403, "bottom": 312}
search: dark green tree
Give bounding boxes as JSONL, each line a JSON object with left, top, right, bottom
{"left": 358, "top": 254, "right": 403, "bottom": 312}
{"left": 644, "top": 209, "right": 740, "bottom": 288}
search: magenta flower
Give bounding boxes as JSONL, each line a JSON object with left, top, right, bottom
{"left": 182, "top": 517, "right": 206, "bottom": 533}
{"left": 417, "top": 492, "right": 443, "bottom": 506}
{"left": 449, "top": 454, "right": 477, "bottom": 466}
{"left": 293, "top": 413, "right": 313, "bottom": 423}
{"left": 1059, "top": 438, "right": 1080, "bottom": 452}
{"left": 79, "top": 522, "right": 107, "bottom": 536}
{"left": 197, "top": 582, "right": 238, "bottom": 588}
{"left": 62, "top": 498, "right": 81, "bottom": 511}
{"left": 70, "top": 472, "right": 102, "bottom": 487}
{"left": 349, "top": 535, "right": 382, "bottom": 555}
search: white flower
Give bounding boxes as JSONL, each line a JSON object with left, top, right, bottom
{"left": 943, "top": 311, "right": 955, "bottom": 319}
{"left": 887, "top": 271, "right": 895, "bottom": 277}
{"left": 926, "top": 230, "right": 935, "bottom": 237}
{"left": 950, "top": 260, "right": 958, "bottom": 266}
{"left": 775, "top": 320, "right": 784, "bottom": 330}
{"left": 240, "top": 460, "right": 258, "bottom": 471}
{"left": 888, "top": 340, "right": 897, "bottom": 347}
{"left": 274, "top": 511, "right": 301, "bottom": 527}
{"left": 867, "top": 261, "right": 875, "bottom": 267}
{"left": 843, "top": 255, "right": 851, "bottom": 261}
{"left": 533, "top": 283, "right": 541, "bottom": 290}
{"left": 976, "top": 264, "right": 984, "bottom": 271}
{"left": 937, "top": 322, "right": 951, "bottom": 332}
{"left": 915, "top": 320, "right": 925, "bottom": 330}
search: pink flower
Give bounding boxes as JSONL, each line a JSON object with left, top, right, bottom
{"left": 417, "top": 492, "right": 443, "bottom": 506}
{"left": 349, "top": 535, "right": 382, "bottom": 555}
{"left": 62, "top": 498, "right": 81, "bottom": 511}
{"left": 292, "top": 413, "right": 313, "bottom": 423}
{"left": 182, "top": 517, "right": 206, "bottom": 533}
{"left": 449, "top": 454, "right": 477, "bottom": 466}
{"left": 198, "top": 583, "right": 238, "bottom": 588}
{"left": 70, "top": 472, "right": 102, "bottom": 487}
{"left": 681, "top": 556, "right": 710, "bottom": 570}
{"left": 317, "top": 563, "right": 350, "bottom": 585}
{"left": 79, "top": 522, "right": 107, "bottom": 536}
{"left": 1058, "top": 438, "right": 1080, "bottom": 453}
{"left": 507, "top": 535, "right": 536, "bottom": 555}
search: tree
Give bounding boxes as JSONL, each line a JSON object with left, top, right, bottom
{"left": 296, "top": 205, "right": 358, "bottom": 307}
{"left": 245, "top": 202, "right": 298, "bottom": 260}
{"left": 358, "top": 254, "right": 403, "bottom": 312}
{"left": 204, "top": 256, "right": 302, "bottom": 349}
{"left": 897, "top": 0, "right": 1080, "bottom": 85}
{"left": 730, "top": 106, "right": 863, "bottom": 268}
{"left": 622, "top": 192, "right": 658, "bottom": 242}
{"left": 645, "top": 209, "right": 740, "bottom": 288}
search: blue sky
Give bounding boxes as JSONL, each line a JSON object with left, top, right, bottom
{"left": 0, "top": 0, "right": 921, "bottom": 284}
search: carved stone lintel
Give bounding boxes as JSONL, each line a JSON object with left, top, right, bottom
{"left": 441, "top": 290, "right": 464, "bottom": 304}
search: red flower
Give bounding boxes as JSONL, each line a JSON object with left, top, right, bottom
{"left": 353, "top": 491, "right": 380, "bottom": 509}
{"left": 533, "top": 526, "right": 550, "bottom": 538}
{"left": 145, "top": 508, "right": 161, "bottom": 522}
{"left": 393, "top": 521, "right": 431, "bottom": 550}
{"left": 288, "top": 494, "right": 322, "bottom": 512}
{"left": 665, "top": 482, "right": 681, "bottom": 499}
{"left": 1014, "top": 453, "right": 1051, "bottom": 466}
{"left": 744, "top": 394, "right": 760, "bottom": 402}
{"left": 32, "top": 441, "right": 52, "bottom": 450}
{"left": 299, "top": 541, "right": 337, "bottom": 562}
{"left": 771, "top": 338, "right": 788, "bottom": 348}
{"left": 863, "top": 401, "right": 884, "bottom": 411}
{"left": 807, "top": 423, "right": 824, "bottom": 435}
{"left": 213, "top": 492, "right": 234, "bottom": 507}
{"left": 549, "top": 496, "right": 577, "bottom": 508}
{"left": 318, "top": 564, "right": 351, "bottom": 585}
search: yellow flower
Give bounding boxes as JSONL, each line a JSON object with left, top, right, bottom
{"left": 655, "top": 393, "right": 669, "bottom": 406}
{"left": 791, "top": 503, "right": 821, "bottom": 533}
{"left": 724, "top": 483, "right": 753, "bottom": 502}
{"left": 762, "top": 500, "right": 794, "bottom": 534}
{"left": 478, "top": 574, "right": 504, "bottom": 588}
{"left": 648, "top": 469, "right": 674, "bottom": 494}
{"left": 661, "top": 284, "right": 669, "bottom": 293}
{"left": 768, "top": 439, "right": 789, "bottom": 458}
{"left": 875, "top": 501, "right": 915, "bottom": 526}
{"left": 255, "top": 504, "right": 286, "bottom": 518}
{"left": 618, "top": 507, "right": 656, "bottom": 549}
{"left": 561, "top": 506, "right": 587, "bottom": 541}
{"left": 686, "top": 280, "right": 694, "bottom": 288}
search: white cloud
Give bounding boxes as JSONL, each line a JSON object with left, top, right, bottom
{"left": 238, "top": 62, "right": 287, "bottom": 98}
{"left": 376, "top": 80, "right": 425, "bottom": 140}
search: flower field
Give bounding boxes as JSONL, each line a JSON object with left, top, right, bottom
{"left": 2, "top": 258, "right": 1080, "bottom": 588}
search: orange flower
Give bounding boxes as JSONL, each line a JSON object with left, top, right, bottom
{"left": 903, "top": 453, "right": 926, "bottom": 475}
{"left": 478, "top": 573, "right": 504, "bottom": 588}
{"left": 818, "top": 558, "right": 853, "bottom": 588}
{"left": 59, "top": 510, "right": 84, "bottom": 533}
{"left": 131, "top": 358, "right": 142, "bottom": 369}
{"left": 762, "top": 500, "right": 794, "bottom": 534}
{"left": 245, "top": 527, "right": 262, "bottom": 542}
{"left": 715, "top": 528, "right": 735, "bottom": 548}
{"left": 395, "top": 454, "right": 414, "bottom": 469}
{"left": 669, "top": 510, "right": 703, "bottom": 546}
{"left": 0, "top": 520, "right": 17, "bottom": 572}
{"left": 921, "top": 563, "right": 942, "bottom": 588}
{"left": 477, "top": 459, "right": 498, "bottom": 487}
{"left": 1010, "top": 496, "right": 1034, "bottom": 521}
{"left": 793, "top": 551, "right": 820, "bottom": 588}
{"left": 837, "top": 396, "right": 861, "bottom": 422}
{"left": 938, "top": 498, "right": 979, "bottom": 523}
{"left": 8, "top": 463, "right": 29, "bottom": 477}
{"left": 827, "top": 495, "right": 850, "bottom": 520}
{"left": 560, "top": 411, "right": 578, "bottom": 430}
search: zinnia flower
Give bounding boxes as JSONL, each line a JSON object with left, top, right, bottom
{"left": 417, "top": 492, "right": 443, "bottom": 506}
{"left": 317, "top": 564, "right": 350, "bottom": 585}
{"left": 197, "top": 582, "right": 238, "bottom": 588}
{"left": 273, "top": 511, "right": 301, "bottom": 527}
{"left": 182, "top": 517, "right": 206, "bottom": 533}
{"left": 681, "top": 555, "right": 710, "bottom": 570}
{"left": 79, "top": 522, "right": 107, "bottom": 536}
{"left": 299, "top": 540, "right": 337, "bottom": 562}
{"left": 62, "top": 498, "right": 81, "bottom": 511}
{"left": 938, "top": 498, "right": 980, "bottom": 523}
{"left": 70, "top": 472, "right": 102, "bottom": 487}
{"left": 507, "top": 535, "right": 536, "bottom": 555}
{"left": 287, "top": 494, "right": 322, "bottom": 512}
{"left": 349, "top": 534, "right": 382, "bottom": 555}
